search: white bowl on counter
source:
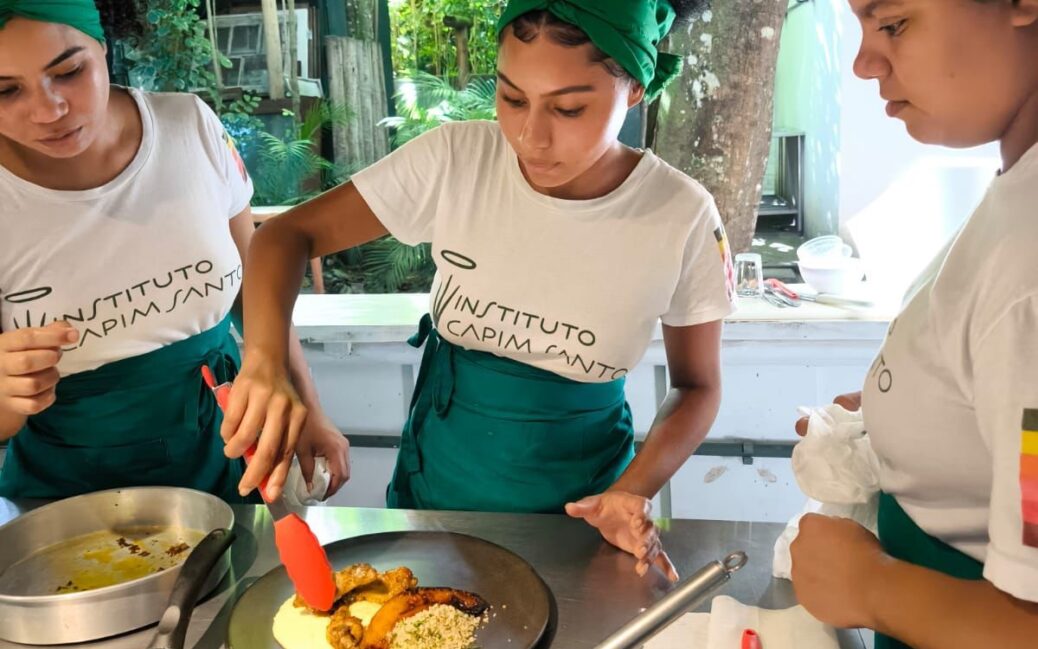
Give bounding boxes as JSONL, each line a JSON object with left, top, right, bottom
{"left": 798, "top": 257, "right": 865, "bottom": 295}
{"left": 797, "top": 235, "right": 853, "bottom": 262}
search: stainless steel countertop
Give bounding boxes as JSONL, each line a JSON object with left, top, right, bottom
{"left": 0, "top": 501, "right": 866, "bottom": 648}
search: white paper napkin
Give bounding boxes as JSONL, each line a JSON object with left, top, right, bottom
{"left": 644, "top": 596, "right": 840, "bottom": 649}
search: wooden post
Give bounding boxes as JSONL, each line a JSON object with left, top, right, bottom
{"left": 652, "top": 1, "right": 786, "bottom": 253}
{"left": 260, "top": 0, "right": 285, "bottom": 99}
{"left": 310, "top": 258, "right": 326, "bottom": 294}
{"left": 443, "top": 16, "right": 472, "bottom": 89}
{"left": 326, "top": 36, "right": 390, "bottom": 172}
{"left": 205, "top": 0, "right": 223, "bottom": 96}
{"left": 280, "top": 0, "right": 292, "bottom": 90}
{"left": 285, "top": 0, "right": 301, "bottom": 120}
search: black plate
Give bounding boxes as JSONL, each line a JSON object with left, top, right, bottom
{"left": 228, "top": 531, "right": 552, "bottom": 648}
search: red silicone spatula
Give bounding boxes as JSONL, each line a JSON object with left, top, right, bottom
{"left": 201, "top": 365, "right": 337, "bottom": 612}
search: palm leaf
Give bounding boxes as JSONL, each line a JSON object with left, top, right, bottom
{"left": 388, "top": 73, "right": 497, "bottom": 146}
{"left": 406, "top": 71, "right": 461, "bottom": 108}
{"left": 361, "top": 238, "right": 434, "bottom": 293}
{"left": 299, "top": 100, "right": 354, "bottom": 141}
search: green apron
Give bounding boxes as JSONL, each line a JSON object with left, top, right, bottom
{"left": 875, "top": 492, "right": 985, "bottom": 649}
{"left": 0, "top": 316, "right": 256, "bottom": 504}
{"left": 387, "top": 314, "right": 635, "bottom": 514}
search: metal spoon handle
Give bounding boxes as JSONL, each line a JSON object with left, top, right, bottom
{"left": 593, "top": 551, "right": 748, "bottom": 649}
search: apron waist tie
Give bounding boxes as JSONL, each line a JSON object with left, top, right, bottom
{"left": 398, "top": 314, "right": 455, "bottom": 480}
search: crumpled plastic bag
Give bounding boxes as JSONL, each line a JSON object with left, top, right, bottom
{"left": 773, "top": 404, "right": 881, "bottom": 579}
{"left": 282, "top": 456, "right": 332, "bottom": 508}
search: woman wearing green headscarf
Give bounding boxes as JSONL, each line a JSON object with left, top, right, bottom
{"left": 229, "top": 0, "right": 728, "bottom": 580}
{"left": 0, "top": 0, "right": 350, "bottom": 503}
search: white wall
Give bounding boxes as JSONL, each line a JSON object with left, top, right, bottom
{"left": 772, "top": 0, "right": 843, "bottom": 238}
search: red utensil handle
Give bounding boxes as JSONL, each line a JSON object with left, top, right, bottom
{"left": 202, "top": 366, "right": 272, "bottom": 501}
{"left": 765, "top": 278, "right": 800, "bottom": 300}
{"left": 742, "top": 629, "right": 763, "bottom": 649}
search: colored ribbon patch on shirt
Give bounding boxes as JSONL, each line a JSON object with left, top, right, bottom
{"left": 222, "top": 131, "right": 249, "bottom": 183}
{"left": 714, "top": 227, "right": 735, "bottom": 301}
{"left": 1022, "top": 409, "right": 1038, "bottom": 547}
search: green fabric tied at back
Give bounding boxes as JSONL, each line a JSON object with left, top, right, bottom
{"left": 497, "top": 0, "right": 682, "bottom": 102}
{"left": 0, "top": 0, "right": 105, "bottom": 43}
{"left": 874, "top": 492, "right": 984, "bottom": 649}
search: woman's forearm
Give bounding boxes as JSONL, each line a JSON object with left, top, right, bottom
{"left": 611, "top": 384, "right": 721, "bottom": 499}
{"left": 237, "top": 285, "right": 323, "bottom": 416}
{"left": 241, "top": 219, "right": 312, "bottom": 366}
{"left": 285, "top": 324, "right": 323, "bottom": 411}
{"left": 866, "top": 556, "right": 1038, "bottom": 649}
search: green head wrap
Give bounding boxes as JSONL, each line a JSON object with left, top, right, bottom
{"left": 0, "top": 0, "right": 105, "bottom": 43}
{"left": 497, "top": 0, "right": 683, "bottom": 102}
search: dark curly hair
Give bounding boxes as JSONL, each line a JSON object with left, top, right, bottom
{"left": 96, "top": 0, "right": 145, "bottom": 40}
{"left": 502, "top": 1, "right": 704, "bottom": 83}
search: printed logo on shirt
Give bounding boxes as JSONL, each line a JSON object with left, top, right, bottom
{"left": 222, "top": 131, "right": 249, "bottom": 183}
{"left": 3, "top": 260, "right": 242, "bottom": 353}
{"left": 1021, "top": 409, "right": 1038, "bottom": 548}
{"left": 713, "top": 227, "right": 735, "bottom": 301}
{"left": 868, "top": 353, "right": 894, "bottom": 394}
{"left": 430, "top": 249, "right": 630, "bottom": 380}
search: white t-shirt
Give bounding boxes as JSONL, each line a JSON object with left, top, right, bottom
{"left": 352, "top": 121, "right": 735, "bottom": 383}
{"left": 0, "top": 88, "right": 253, "bottom": 376}
{"left": 863, "top": 142, "right": 1038, "bottom": 602}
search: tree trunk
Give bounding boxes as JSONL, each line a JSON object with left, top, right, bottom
{"left": 444, "top": 16, "right": 472, "bottom": 89}
{"left": 433, "top": 16, "right": 441, "bottom": 77}
{"left": 346, "top": 0, "right": 378, "bottom": 41}
{"left": 652, "top": 1, "right": 786, "bottom": 253}
{"left": 260, "top": 0, "right": 285, "bottom": 99}
{"left": 456, "top": 27, "right": 469, "bottom": 88}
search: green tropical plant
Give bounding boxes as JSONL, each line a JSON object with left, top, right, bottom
{"left": 121, "top": 3, "right": 498, "bottom": 295}
{"left": 222, "top": 99, "right": 358, "bottom": 294}
{"left": 233, "top": 100, "right": 358, "bottom": 293}
{"left": 220, "top": 92, "right": 262, "bottom": 131}
{"left": 358, "top": 238, "right": 436, "bottom": 293}
{"left": 383, "top": 71, "right": 498, "bottom": 145}
{"left": 123, "top": 0, "right": 230, "bottom": 99}
{"left": 390, "top": 0, "right": 507, "bottom": 78}
{"left": 332, "top": 71, "right": 499, "bottom": 294}
{"left": 251, "top": 102, "right": 354, "bottom": 206}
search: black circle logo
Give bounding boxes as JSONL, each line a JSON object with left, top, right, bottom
{"left": 4, "top": 286, "right": 53, "bottom": 304}
{"left": 440, "top": 250, "right": 477, "bottom": 270}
